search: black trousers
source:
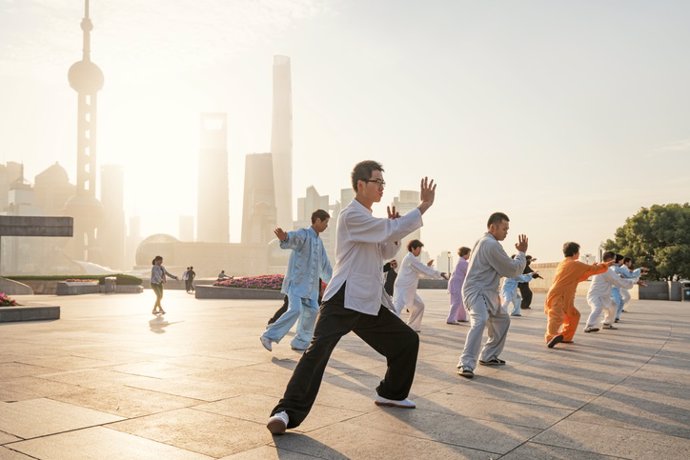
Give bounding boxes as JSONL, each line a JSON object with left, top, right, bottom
{"left": 267, "top": 296, "right": 290, "bottom": 325}
{"left": 270, "top": 283, "right": 419, "bottom": 428}
{"left": 518, "top": 282, "right": 533, "bottom": 309}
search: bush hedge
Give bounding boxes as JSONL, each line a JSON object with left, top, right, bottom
{"left": 5, "top": 274, "right": 143, "bottom": 286}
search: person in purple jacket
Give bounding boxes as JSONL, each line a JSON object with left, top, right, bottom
{"left": 446, "top": 246, "right": 471, "bottom": 324}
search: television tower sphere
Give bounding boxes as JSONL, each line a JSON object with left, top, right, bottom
{"left": 68, "top": 60, "right": 104, "bottom": 93}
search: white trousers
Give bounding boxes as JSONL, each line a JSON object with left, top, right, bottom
{"left": 585, "top": 295, "right": 616, "bottom": 328}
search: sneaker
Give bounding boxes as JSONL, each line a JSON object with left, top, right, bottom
{"left": 547, "top": 335, "right": 564, "bottom": 348}
{"left": 458, "top": 367, "right": 474, "bottom": 379}
{"left": 478, "top": 357, "right": 506, "bottom": 366}
{"left": 266, "top": 410, "right": 289, "bottom": 435}
{"left": 290, "top": 346, "right": 307, "bottom": 351}
{"left": 603, "top": 324, "right": 618, "bottom": 330}
{"left": 510, "top": 313, "right": 522, "bottom": 317}
{"left": 374, "top": 395, "right": 416, "bottom": 409}
{"left": 584, "top": 326, "right": 600, "bottom": 333}
{"left": 614, "top": 318, "right": 620, "bottom": 323}
{"left": 259, "top": 336, "right": 273, "bottom": 352}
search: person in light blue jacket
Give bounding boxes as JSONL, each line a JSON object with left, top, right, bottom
{"left": 260, "top": 209, "right": 333, "bottom": 352}
{"left": 501, "top": 264, "right": 537, "bottom": 317}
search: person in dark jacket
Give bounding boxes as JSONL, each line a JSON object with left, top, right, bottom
{"left": 383, "top": 259, "right": 398, "bottom": 296}
{"left": 518, "top": 255, "right": 541, "bottom": 309}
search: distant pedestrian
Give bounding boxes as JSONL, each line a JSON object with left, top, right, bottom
{"left": 446, "top": 246, "right": 470, "bottom": 324}
{"left": 218, "top": 270, "right": 229, "bottom": 281}
{"left": 150, "top": 255, "right": 178, "bottom": 315}
{"left": 186, "top": 266, "right": 196, "bottom": 292}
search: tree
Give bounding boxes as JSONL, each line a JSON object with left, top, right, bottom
{"left": 604, "top": 203, "right": 690, "bottom": 281}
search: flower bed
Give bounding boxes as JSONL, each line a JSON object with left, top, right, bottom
{"left": 0, "top": 292, "right": 19, "bottom": 307}
{"left": 214, "top": 274, "right": 284, "bottom": 290}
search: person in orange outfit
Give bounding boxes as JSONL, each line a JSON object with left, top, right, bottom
{"left": 544, "top": 242, "right": 612, "bottom": 348}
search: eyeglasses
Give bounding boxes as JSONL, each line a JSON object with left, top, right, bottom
{"left": 364, "top": 179, "right": 386, "bottom": 188}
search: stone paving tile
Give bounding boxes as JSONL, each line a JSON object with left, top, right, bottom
{"left": 565, "top": 387, "right": 690, "bottom": 438}
{"left": 272, "top": 419, "right": 495, "bottom": 459}
{"left": 420, "top": 392, "right": 572, "bottom": 429}
{"left": 0, "top": 376, "right": 80, "bottom": 403}
{"left": 108, "top": 407, "right": 270, "bottom": 458}
{"left": 354, "top": 407, "right": 542, "bottom": 455}
{"left": 110, "top": 361, "right": 202, "bottom": 379}
{"left": 0, "top": 398, "right": 123, "bottom": 439}
{"left": 16, "top": 355, "right": 114, "bottom": 372}
{"left": 0, "top": 362, "right": 60, "bottom": 379}
{"left": 7, "top": 427, "right": 212, "bottom": 459}
{"left": 50, "top": 383, "right": 202, "bottom": 418}
{"left": 0, "top": 447, "right": 34, "bottom": 459}
{"left": 0, "top": 431, "right": 21, "bottom": 444}
{"left": 35, "top": 367, "right": 161, "bottom": 390}
{"left": 500, "top": 442, "right": 627, "bottom": 459}
{"left": 219, "top": 445, "right": 322, "bottom": 459}
{"left": 532, "top": 419, "right": 690, "bottom": 460}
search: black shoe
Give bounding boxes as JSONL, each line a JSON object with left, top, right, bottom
{"left": 458, "top": 367, "right": 474, "bottom": 379}
{"left": 521, "top": 306, "right": 532, "bottom": 310}
{"left": 614, "top": 318, "right": 620, "bottom": 323}
{"left": 547, "top": 335, "right": 564, "bottom": 348}
{"left": 479, "top": 357, "right": 506, "bottom": 366}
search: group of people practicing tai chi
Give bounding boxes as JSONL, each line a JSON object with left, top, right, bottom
{"left": 261, "top": 159, "right": 646, "bottom": 435}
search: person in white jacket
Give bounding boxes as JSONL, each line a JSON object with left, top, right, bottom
{"left": 584, "top": 251, "right": 640, "bottom": 332}
{"left": 393, "top": 239, "right": 448, "bottom": 332}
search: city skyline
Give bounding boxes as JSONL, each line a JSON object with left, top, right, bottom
{"left": 1, "top": 1, "right": 689, "bottom": 263}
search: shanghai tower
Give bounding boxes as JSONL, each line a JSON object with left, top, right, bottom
{"left": 270, "top": 55, "right": 293, "bottom": 228}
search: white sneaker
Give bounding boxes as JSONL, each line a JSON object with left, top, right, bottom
{"left": 259, "top": 336, "right": 273, "bottom": 352}
{"left": 267, "top": 410, "right": 289, "bottom": 434}
{"left": 374, "top": 394, "right": 416, "bottom": 409}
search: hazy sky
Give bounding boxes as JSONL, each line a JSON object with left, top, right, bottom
{"left": 1, "top": 0, "right": 689, "bottom": 263}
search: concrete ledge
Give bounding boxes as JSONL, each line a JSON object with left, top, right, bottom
{"left": 56, "top": 282, "right": 101, "bottom": 295}
{"left": 0, "top": 305, "right": 60, "bottom": 322}
{"left": 195, "top": 285, "right": 284, "bottom": 300}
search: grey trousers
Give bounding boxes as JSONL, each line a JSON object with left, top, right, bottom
{"left": 459, "top": 296, "right": 511, "bottom": 370}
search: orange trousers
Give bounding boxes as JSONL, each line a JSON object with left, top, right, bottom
{"left": 544, "top": 300, "right": 581, "bottom": 343}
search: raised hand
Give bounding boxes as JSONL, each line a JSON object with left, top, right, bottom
{"left": 515, "top": 234, "right": 528, "bottom": 253}
{"left": 274, "top": 227, "right": 288, "bottom": 242}
{"left": 418, "top": 177, "right": 437, "bottom": 214}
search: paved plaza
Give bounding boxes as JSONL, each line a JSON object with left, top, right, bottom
{"left": 1, "top": 289, "right": 689, "bottom": 459}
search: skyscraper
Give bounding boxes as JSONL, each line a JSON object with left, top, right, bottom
{"left": 100, "top": 164, "right": 125, "bottom": 269}
{"left": 197, "top": 112, "right": 229, "bottom": 243}
{"left": 64, "top": 0, "right": 104, "bottom": 262}
{"left": 270, "top": 55, "right": 293, "bottom": 228}
{"left": 241, "top": 153, "right": 276, "bottom": 245}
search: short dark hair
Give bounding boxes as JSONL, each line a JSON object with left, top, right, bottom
{"left": 602, "top": 251, "right": 616, "bottom": 262}
{"left": 351, "top": 160, "right": 384, "bottom": 191}
{"left": 487, "top": 212, "right": 509, "bottom": 228}
{"left": 458, "top": 246, "right": 471, "bottom": 257}
{"left": 407, "top": 239, "right": 424, "bottom": 252}
{"left": 563, "top": 242, "right": 580, "bottom": 257}
{"left": 622, "top": 256, "right": 632, "bottom": 265}
{"left": 311, "top": 209, "right": 330, "bottom": 223}
{"left": 152, "top": 255, "right": 163, "bottom": 265}
{"left": 615, "top": 254, "right": 625, "bottom": 263}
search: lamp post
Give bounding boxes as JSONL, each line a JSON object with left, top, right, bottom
{"left": 447, "top": 251, "right": 451, "bottom": 274}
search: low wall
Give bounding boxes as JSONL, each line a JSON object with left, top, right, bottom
{"left": 195, "top": 285, "right": 284, "bottom": 300}
{"left": 0, "top": 277, "right": 33, "bottom": 295}
{"left": 0, "top": 305, "right": 60, "bottom": 322}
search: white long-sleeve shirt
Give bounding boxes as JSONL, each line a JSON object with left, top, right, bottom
{"left": 587, "top": 267, "right": 638, "bottom": 300}
{"left": 322, "top": 199, "right": 423, "bottom": 315}
{"left": 393, "top": 251, "right": 445, "bottom": 307}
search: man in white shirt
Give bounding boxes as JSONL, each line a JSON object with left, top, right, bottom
{"left": 266, "top": 160, "right": 437, "bottom": 435}
{"left": 584, "top": 251, "right": 640, "bottom": 332}
{"left": 393, "top": 239, "right": 448, "bottom": 332}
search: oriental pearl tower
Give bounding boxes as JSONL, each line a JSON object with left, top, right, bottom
{"left": 64, "top": 0, "right": 104, "bottom": 263}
